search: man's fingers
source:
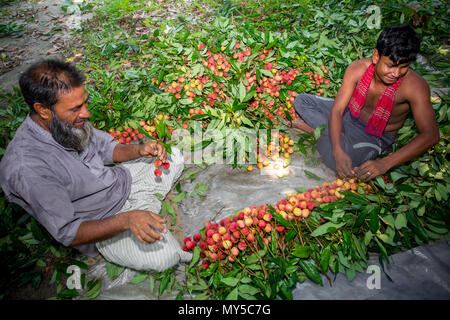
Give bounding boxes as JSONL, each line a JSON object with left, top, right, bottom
{"left": 354, "top": 162, "right": 372, "bottom": 180}
{"left": 129, "top": 210, "right": 167, "bottom": 243}
{"left": 342, "top": 165, "right": 353, "bottom": 178}
{"left": 143, "top": 225, "right": 164, "bottom": 242}
{"left": 136, "top": 225, "right": 164, "bottom": 243}
{"left": 147, "top": 211, "right": 167, "bottom": 231}
{"left": 158, "top": 145, "right": 168, "bottom": 163}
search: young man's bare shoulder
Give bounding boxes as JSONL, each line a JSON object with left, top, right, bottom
{"left": 400, "top": 69, "right": 430, "bottom": 98}
{"left": 345, "top": 59, "right": 371, "bottom": 81}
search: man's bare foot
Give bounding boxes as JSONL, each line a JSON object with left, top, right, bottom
{"left": 291, "top": 118, "right": 314, "bottom": 133}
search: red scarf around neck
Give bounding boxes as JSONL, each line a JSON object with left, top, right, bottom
{"left": 348, "top": 63, "right": 404, "bottom": 138}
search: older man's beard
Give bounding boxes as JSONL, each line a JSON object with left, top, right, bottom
{"left": 49, "top": 111, "right": 92, "bottom": 152}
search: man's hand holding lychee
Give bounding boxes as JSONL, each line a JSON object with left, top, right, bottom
{"left": 139, "top": 141, "right": 168, "bottom": 163}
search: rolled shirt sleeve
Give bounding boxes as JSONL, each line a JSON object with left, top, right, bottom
{"left": 91, "top": 128, "right": 119, "bottom": 165}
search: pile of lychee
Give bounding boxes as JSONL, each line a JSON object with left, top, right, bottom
{"left": 247, "top": 131, "right": 295, "bottom": 172}
{"left": 109, "top": 126, "right": 145, "bottom": 144}
{"left": 153, "top": 158, "right": 170, "bottom": 177}
{"left": 182, "top": 178, "right": 373, "bottom": 269}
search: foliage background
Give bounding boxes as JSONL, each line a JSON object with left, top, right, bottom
{"left": 0, "top": 0, "right": 448, "bottom": 299}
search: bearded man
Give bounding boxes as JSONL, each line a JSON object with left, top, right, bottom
{"left": 0, "top": 59, "right": 192, "bottom": 271}
{"left": 292, "top": 24, "right": 439, "bottom": 181}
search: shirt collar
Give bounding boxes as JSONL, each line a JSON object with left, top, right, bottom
{"left": 24, "top": 114, "right": 80, "bottom": 153}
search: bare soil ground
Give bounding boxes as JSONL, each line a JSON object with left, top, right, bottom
{"left": 0, "top": 0, "right": 92, "bottom": 93}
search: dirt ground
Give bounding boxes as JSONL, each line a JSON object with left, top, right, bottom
{"left": 0, "top": 0, "right": 92, "bottom": 93}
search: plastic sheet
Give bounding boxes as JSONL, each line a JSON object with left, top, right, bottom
{"left": 82, "top": 144, "right": 450, "bottom": 300}
{"left": 291, "top": 240, "right": 450, "bottom": 300}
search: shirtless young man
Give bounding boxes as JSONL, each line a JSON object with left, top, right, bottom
{"left": 292, "top": 24, "right": 439, "bottom": 181}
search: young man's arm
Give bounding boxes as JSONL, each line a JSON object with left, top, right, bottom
{"left": 70, "top": 210, "right": 167, "bottom": 246}
{"left": 112, "top": 140, "right": 168, "bottom": 163}
{"left": 354, "top": 76, "right": 440, "bottom": 181}
{"left": 328, "top": 61, "right": 366, "bottom": 178}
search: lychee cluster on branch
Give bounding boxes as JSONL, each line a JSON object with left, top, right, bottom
{"left": 182, "top": 178, "right": 373, "bottom": 270}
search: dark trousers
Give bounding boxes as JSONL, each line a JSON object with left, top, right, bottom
{"left": 293, "top": 94, "right": 396, "bottom": 170}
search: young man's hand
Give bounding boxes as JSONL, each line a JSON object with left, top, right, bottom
{"left": 139, "top": 141, "right": 168, "bottom": 163}
{"left": 353, "top": 159, "right": 389, "bottom": 182}
{"left": 334, "top": 149, "right": 355, "bottom": 178}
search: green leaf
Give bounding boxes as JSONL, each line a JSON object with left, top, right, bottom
{"left": 188, "top": 280, "right": 208, "bottom": 291}
{"left": 352, "top": 234, "right": 367, "bottom": 260}
{"left": 149, "top": 275, "right": 155, "bottom": 293}
{"left": 239, "top": 82, "right": 246, "bottom": 102}
{"left": 298, "top": 259, "right": 323, "bottom": 285}
{"left": 179, "top": 98, "right": 193, "bottom": 105}
{"left": 345, "top": 266, "right": 356, "bottom": 282}
{"left": 369, "top": 207, "right": 381, "bottom": 234}
{"left": 85, "top": 279, "right": 102, "bottom": 300}
{"left": 341, "top": 191, "right": 370, "bottom": 205}
{"left": 240, "top": 277, "right": 252, "bottom": 284}
{"left": 70, "top": 259, "right": 89, "bottom": 270}
{"left": 374, "top": 237, "right": 389, "bottom": 265}
{"left": 304, "top": 170, "right": 323, "bottom": 181}
{"left": 270, "top": 229, "right": 278, "bottom": 254}
{"left": 130, "top": 272, "right": 148, "bottom": 284}
{"left": 272, "top": 211, "right": 294, "bottom": 228}
{"left": 225, "top": 287, "right": 239, "bottom": 300}
{"left": 193, "top": 291, "right": 210, "bottom": 300}
{"left": 311, "top": 221, "right": 346, "bottom": 237}
{"left": 436, "top": 183, "right": 448, "bottom": 201}
{"left": 292, "top": 244, "right": 310, "bottom": 258}
{"left": 240, "top": 115, "right": 253, "bottom": 127}
{"left": 279, "top": 281, "right": 293, "bottom": 300}
{"left": 166, "top": 200, "right": 176, "bottom": 217}
{"left": 221, "top": 277, "right": 239, "bottom": 287}
{"left": 364, "top": 230, "right": 373, "bottom": 246}
{"left": 390, "top": 171, "right": 408, "bottom": 183}
{"left": 394, "top": 214, "right": 407, "bottom": 230}
{"left": 405, "top": 211, "right": 429, "bottom": 243}
{"left": 105, "top": 261, "right": 125, "bottom": 281}
{"left": 337, "top": 251, "right": 350, "bottom": 268}
{"left": 284, "top": 227, "right": 297, "bottom": 241}
{"left": 36, "top": 259, "right": 46, "bottom": 267}
{"left": 354, "top": 205, "right": 370, "bottom": 228}
{"left": 427, "top": 224, "right": 448, "bottom": 234}
{"left": 376, "top": 232, "right": 396, "bottom": 246}
{"left": 314, "top": 124, "right": 326, "bottom": 140}
{"left": 396, "top": 184, "right": 415, "bottom": 192}
{"left": 189, "top": 246, "right": 200, "bottom": 269}
{"left": 320, "top": 245, "right": 331, "bottom": 272}
{"left": 245, "top": 253, "right": 259, "bottom": 265}
{"left": 158, "top": 272, "right": 171, "bottom": 296}
{"left": 242, "top": 87, "right": 256, "bottom": 103}
{"left": 238, "top": 284, "right": 259, "bottom": 296}
{"left": 58, "top": 288, "right": 79, "bottom": 299}
{"left": 260, "top": 69, "right": 274, "bottom": 78}
{"left": 155, "top": 193, "right": 165, "bottom": 199}
{"left": 184, "top": 170, "right": 200, "bottom": 181}
{"left": 172, "top": 191, "right": 187, "bottom": 203}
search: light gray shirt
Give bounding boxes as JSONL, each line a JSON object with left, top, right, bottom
{"left": 0, "top": 115, "right": 131, "bottom": 256}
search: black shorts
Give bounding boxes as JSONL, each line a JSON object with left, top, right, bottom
{"left": 293, "top": 93, "right": 397, "bottom": 170}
